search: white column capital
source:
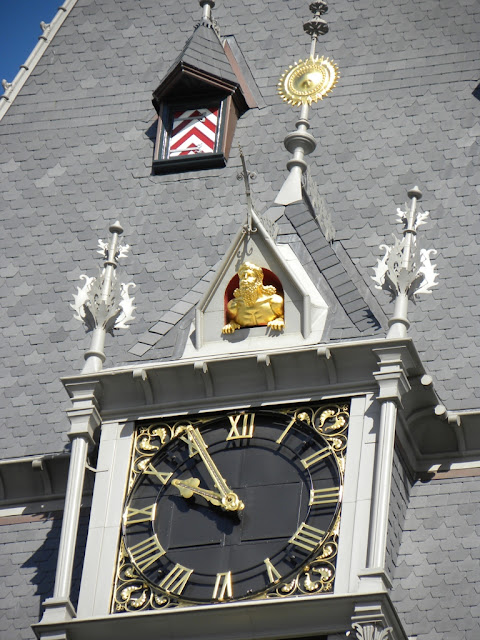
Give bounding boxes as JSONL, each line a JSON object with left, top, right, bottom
{"left": 372, "top": 346, "right": 410, "bottom": 404}
{"left": 64, "top": 379, "right": 102, "bottom": 444}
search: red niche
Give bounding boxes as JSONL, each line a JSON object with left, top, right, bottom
{"left": 224, "top": 268, "right": 284, "bottom": 326}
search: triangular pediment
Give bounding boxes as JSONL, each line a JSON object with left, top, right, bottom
{"left": 181, "top": 212, "right": 330, "bottom": 358}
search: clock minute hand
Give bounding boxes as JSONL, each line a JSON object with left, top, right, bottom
{"left": 172, "top": 477, "right": 222, "bottom": 507}
{"left": 186, "top": 426, "right": 244, "bottom": 512}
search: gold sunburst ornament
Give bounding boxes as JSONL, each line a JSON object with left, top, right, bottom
{"left": 278, "top": 55, "right": 339, "bottom": 106}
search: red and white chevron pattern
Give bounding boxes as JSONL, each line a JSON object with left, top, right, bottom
{"left": 168, "top": 107, "right": 219, "bottom": 157}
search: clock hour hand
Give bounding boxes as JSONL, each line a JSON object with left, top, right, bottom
{"left": 172, "top": 477, "right": 222, "bottom": 507}
{"left": 185, "top": 426, "right": 245, "bottom": 512}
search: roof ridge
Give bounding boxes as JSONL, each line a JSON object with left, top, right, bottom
{"left": 0, "top": 0, "right": 79, "bottom": 122}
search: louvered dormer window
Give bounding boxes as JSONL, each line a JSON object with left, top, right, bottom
{"left": 153, "top": 97, "right": 236, "bottom": 173}
{"left": 150, "top": 18, "right": 252, "bottom": 174}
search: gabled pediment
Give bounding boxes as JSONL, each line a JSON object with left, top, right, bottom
{"left": 182, "top": 212, "right": 330, "bottom": 358}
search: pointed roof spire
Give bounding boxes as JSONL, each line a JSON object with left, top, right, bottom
{"left": 152, "top": 0, "right": 247, "bottom": 112}
{"left": 275, "top": 2, "right": 339, "bottom": 205}
{"left": 199, "top": 0, "right": 215, "bottom": 22}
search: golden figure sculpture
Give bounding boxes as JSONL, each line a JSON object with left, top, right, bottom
{"left": 222, "top": 262, "right": 285, "bottom": 334}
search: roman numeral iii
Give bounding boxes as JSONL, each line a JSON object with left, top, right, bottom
{"left": 309, "top": 486, "right": 341, "bottom": 506}
{"left": 289, "top": 522, "right": 325, "bottom": 552}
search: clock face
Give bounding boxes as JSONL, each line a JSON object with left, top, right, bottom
{"left": 120, "top": 408, "right": 345, "bottom": 605}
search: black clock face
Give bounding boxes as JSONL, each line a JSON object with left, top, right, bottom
{"left": 122, "top": 410, "right": 342, "bottom": 604}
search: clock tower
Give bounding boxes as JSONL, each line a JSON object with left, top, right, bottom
{"left": 34, "top": 3, "right": 423, "bottom": 634}
{"left": 0, "top": 1, "right": 468, "bottom": 640}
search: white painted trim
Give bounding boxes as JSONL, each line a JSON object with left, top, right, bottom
{"left": 77, "top": 420, "right": 134, "bottom": 618}
{"left": 0, "top": 0, "right": 79, "bottom": 121}
{"left": 425, "top": 460, "right": 480, "bottom": 472}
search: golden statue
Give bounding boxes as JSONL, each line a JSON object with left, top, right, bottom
{"left": 222, "top": 262, "right": 285, "bottom": 334}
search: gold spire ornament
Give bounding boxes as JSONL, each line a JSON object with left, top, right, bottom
{"left": 278, "top": 1, "right": 339, "bottom": 107}
{"left": 278, "top": 55, "right": 338, "bottom": 106}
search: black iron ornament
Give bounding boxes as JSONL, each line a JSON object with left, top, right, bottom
{"left": 303, "top": 1, "right": 329, "bottom": 38}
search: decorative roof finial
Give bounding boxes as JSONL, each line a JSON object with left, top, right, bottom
{"left": 199, "top": 0, "right": 215, "bottom": 22}
{"left": 275, "top": 1, "right": 339, "bottom": 205}
{"left": 238, "top": 146, "right": 257, "bottom": 235}
{"left": 303, "top": 1, "right": 329, "bottom": 57}
{"left": 71, "top": 221, "right": 135, "bottom": 374}
{"left": 372, "top": 187, "right": 439, "bottom": 339}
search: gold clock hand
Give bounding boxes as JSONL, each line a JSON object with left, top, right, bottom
{"left": 185, "top": 426, "right": 245, "bottom": 511}
{"left": 172, "top": 478, "right": 222, "bottom": 506}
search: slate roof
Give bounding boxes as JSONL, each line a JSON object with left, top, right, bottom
{"left": 392, "top": 475, "right": 480, "bottom": 640}
{"left": 0, "top": 510, "right": 89, "bottom": 640}
{"left": 0, "top": 0, "right": 479, "bottom": 464}
{"left": 169, "top": 18, "right": 238, "bottom": 84}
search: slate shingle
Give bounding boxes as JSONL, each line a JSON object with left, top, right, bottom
{"left": 392, "top": 475, "right": 480, "bottom": 640}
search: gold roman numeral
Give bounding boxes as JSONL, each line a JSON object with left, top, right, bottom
{"left": 124, "top": 503, "right": 156, "bottom": 525}
{"left": 213, "top": 571, "right": 233, "bottom": 600}
{"left": 159, "top": 564, "right": 193, "bottom": 595}
{"left": 264, "top": 558, "right": 282, "bottom": 584}
{"left": 129, "top": 535, "right": 166, "bottom": 571}
{"left": 226, "top": 413, "right": 255, "bottom": 440}
{"left": 275, "top": 416, "right": 296, "bottom": 444}
{"left": 309, "top": 486, "right": 341, "bottom": 506}
{"left": 142, "top": 463, "right": 173, "bottom": 485}
{"left": 289, "top": 522, "right": 325, "bottom": 552}
{"left": 179, "top": 431, "right": 202, "bottom": 457}
{"left": 301, "top": 446, "right": 332, "bottom": 469}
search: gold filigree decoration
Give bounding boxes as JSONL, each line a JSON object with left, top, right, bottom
{"left": 267, "top": 534, "right": 338, "bottom": 599}
{"left": 129, "top": 420, "right": 195, "bottom": 491}
{"left": 113, "top": 543, "right": 172, "bottom": 612}
{"left": 278, "top": 56, "right": 339, "bottom": 106}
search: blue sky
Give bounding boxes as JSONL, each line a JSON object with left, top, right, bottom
{"left": 0, "top": 1, "right": 61, "bottom": 83}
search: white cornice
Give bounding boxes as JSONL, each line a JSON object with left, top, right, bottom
{"left": 0, "top": 0, "right": 79, "bottom": 122}
{"left": 33, "top": 590, "right": 408, "bottom": 640}
{"left": 61, "top": 337, "right": 480, "bottom": 462}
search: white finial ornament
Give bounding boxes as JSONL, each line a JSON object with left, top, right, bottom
{"left": 72, "top": 221, "right": 135, "bottom": 373}
{"left": 372, "top": 187, "right": 438, "bottom": 338}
